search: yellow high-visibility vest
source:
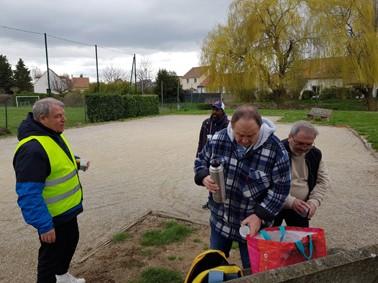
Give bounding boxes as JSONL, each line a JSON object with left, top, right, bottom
{"left": 15, "top": 135, "right": 83, "bottom": 217}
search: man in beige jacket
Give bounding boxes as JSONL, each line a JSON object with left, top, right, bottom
{"left": 274, "top": 121, "right": 330, "bottom": 227}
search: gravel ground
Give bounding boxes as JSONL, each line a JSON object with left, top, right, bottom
{"left": 0, "top": 115, "right": 377, "bottom": 283}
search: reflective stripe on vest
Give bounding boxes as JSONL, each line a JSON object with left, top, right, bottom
{"left": 15, "top": 135, "right": 82, "bottom": 217}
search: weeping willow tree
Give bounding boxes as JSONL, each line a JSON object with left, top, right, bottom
{"left": 309, "top": 0, "right": 378, "bottom": 110}
{"left": 201, "top": 0, "right": 314, "bottom": 104}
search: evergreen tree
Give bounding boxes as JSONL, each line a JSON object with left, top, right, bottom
{"left": 0, "top": 55, "right": 14, "bottom": 93}
{"left": 13, "top": 58, "right": 33, "bottom": 92}
{"left": 154, "top": 69, "right": 182, "bottom": 103}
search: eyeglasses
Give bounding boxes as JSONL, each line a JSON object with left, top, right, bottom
{"left": 292, "top": 137, "right": 314, "bottom": 148}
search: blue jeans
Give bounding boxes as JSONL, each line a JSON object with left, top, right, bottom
{"left": 210, "top": 225, "right": 250, "bottom": 269}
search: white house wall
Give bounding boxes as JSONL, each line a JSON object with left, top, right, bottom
{"left": 34, "top": 75, "right": 49, "bottom": 94}
{"left": 33, "top": 70, "right": 67, "bottom": 94}
{"left": 300, "top": 78, "right": 344, "bottom": 96}
{"left": 180, "top": 73, "right": 208, "bottom": 92}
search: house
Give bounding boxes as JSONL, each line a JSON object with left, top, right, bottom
{"left": 180, "top": 66, "right": 210, "bottom": 93}
{"left": 71, "top": 75, "right": 90, "bottom": 93}
{"left": 300, "top": 57, "right": 377, "bottom": 98}
{"left": 34, "top": 69, "right": 69, "bottom": 94}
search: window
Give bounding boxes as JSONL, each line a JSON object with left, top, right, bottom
{"left": 194, "top": 78, "right": 197, "bottom": 83}
{"left": 187, "top": 79, "right": 189, "bottom": 83}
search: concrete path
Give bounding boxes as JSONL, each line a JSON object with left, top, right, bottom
{"left": 0, "top": 115, "right": 377, "bottom": 283}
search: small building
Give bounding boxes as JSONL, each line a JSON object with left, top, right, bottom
{"left": 300, "top": 57, "right": 377, "bottom": 98}
{"left": 71, "top": 75, "right": 90, "bottom": 93}
{"left": 180, "top": 66, "right": 210, "bottom": 93}
{"left": 34, "top": 69, "right": 69, "bottom": 94}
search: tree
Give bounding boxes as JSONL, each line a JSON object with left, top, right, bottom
{"left": 102, "top": 66, "right": 127, "bottom": 83}
{"left": 13, "top": 58, "right": 33, "bottom": 92}
{"left": 202, "top": 0, "right": 315, "bottom": 104}
{"left": 0, "top": 55, "right": 14, "bottom": 93}
{"left": 31, "top": 67, "right": 43, "bottom": 81}
{"left": 154, "top": 69, "right": 182, "bottom": 103}
{"left": 309, "top": 0, "right": 378, "bottom": 110}
{"left": 137, "top": 57, "right": 153, "bottom": 94}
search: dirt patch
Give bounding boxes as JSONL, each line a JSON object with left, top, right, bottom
{"left": 73, "top": 213, "right": 242, "bottom": 283}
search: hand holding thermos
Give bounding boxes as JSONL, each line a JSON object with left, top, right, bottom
{"left": 202, "top": 159, "right": 226, "bottom": 203}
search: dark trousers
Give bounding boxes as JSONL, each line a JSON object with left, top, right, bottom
{"left": 209, "top": 225, "right": 250, "bottom": 269}
{"left": 37, "top": 217, "right": 79, "bottom": 283}
{"left": 273, "top": 209, "right": 309, "bottom": 227}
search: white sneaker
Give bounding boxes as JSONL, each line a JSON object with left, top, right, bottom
{"left": 56, "top": 272, "right": 86, "bottom": 283}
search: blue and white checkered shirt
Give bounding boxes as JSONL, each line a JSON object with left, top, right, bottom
{"left": 194, "top": 121, "right": 291, "bottom": 242}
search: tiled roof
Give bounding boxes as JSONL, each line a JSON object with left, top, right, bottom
{"left": 71, "top": 77, "right": 90, "bottom": 89}
{"left": 182, "top": 66, "right": 208, "bottom": 79}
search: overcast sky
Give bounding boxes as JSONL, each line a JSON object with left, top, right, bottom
{"left": 0, "top": 0, "right": 231, "bottom": 81}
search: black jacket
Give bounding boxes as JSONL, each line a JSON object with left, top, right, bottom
{"left": 282, "top": 138, "right": 322, "bottom": 194}
{"left": 196, "top": 113, "right": 229, "bottom": 156}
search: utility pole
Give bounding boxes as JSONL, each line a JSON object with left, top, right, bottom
{"left": 134, "top": 54, "right": 137, "bottom": 94}
{"left": 44, "top": 33, "right": 51, "bottom": 96}
{"left": 176, "top": 78, "right": 180, "bottom": 110}
{"left": 161, "top": 80, "right": 164, "bottom": 105}
{"left": 95, "top": 44, "right": 100, "bottom": 92}
{"left": 130, "top": 54, "right": 137, "bottom": 94}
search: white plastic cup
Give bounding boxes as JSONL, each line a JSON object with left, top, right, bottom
{"left": 239, "top": 225, "right": 250, "bottom": 239}
{"left": 79, "top": 159, "right": 88, "bottom": 171}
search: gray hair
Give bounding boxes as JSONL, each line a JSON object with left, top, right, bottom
{"left": 231, "top": 104, "right": 262, "bottom": 127}
{"left": 32, "top": 97, "right": 64, "bottom": 121}
{"left": 290, "top": 121, "right": 319, "bottom": 137}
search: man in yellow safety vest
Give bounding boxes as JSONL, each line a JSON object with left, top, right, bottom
{"left": 14, "top": 97, "right": 89, "bottom": 283}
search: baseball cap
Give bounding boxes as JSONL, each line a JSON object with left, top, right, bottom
{"left": 212, "top": 100, "right": 225, "bottom": 111}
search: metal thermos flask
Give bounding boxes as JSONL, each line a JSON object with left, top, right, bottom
{"left": 209, "top": 159, "right": 226, "bottom": 203}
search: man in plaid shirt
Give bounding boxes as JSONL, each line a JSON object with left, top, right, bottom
{"left": 194, "top": 105, "right": 291, "bottom": 268}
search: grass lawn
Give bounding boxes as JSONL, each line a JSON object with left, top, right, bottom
{"left": 0, "top": 106, "right": 87, "bottom": 135}
{"left": 1, "top": 105, "right": 377, "bottom": 151}
{"left": 162, "top": 106, "right": 378, "bottom": 151}
{"left": 259, "top": 109, "right": 378, "bottom": 150}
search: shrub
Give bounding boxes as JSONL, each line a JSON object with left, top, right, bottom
{"left": 85, "top": 94, "right": 159, "bottom": 122}
{"left": 85, "top": 93, "right": 124, "bottom": 122}
{"left": 122, "top": 95, "right": 138, "bottom": 117}
{"left": 136, "top": 95, "right": 159, "bottom": 116}
{"left": 320, "top": 87, "right": 356, "bottom": 100}
{"left": 301, "top": 90, "right": 314, "bottom": 100}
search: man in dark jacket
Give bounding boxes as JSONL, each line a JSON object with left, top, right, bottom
{"left": 196, "top": 100, "right": 229, "bottom": 209}
{"left": 196, "top": 100, "right": 229, "bottom": 156}
{"left": 274, "top": 121, "right": 330, "bottom": 227}
{"left": 13, "top": 98, "right": 88, "bottom": 283}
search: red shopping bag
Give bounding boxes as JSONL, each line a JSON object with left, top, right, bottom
{"left": 246, "top": 226, "right": 327, "bottom": 273}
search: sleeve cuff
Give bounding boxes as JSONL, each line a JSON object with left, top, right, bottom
{"left": 255, "top": 204, "right": 275, "bottom": 222}
{"left": 38, "top": 222, "right": 54, "bottom": 235}
{"left": 308, "top": 199, "right": 320, "bottom": 208}
{"left": 285, "top": 195, "right": 296, "bottom": 209}
{"left": 194, "top": 169, "right": 209, "bottom": 186}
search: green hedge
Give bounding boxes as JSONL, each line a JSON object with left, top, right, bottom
{"left": 320, "top": 87, "right": 358, "bottom": 100}
{"left": 85, "top": 94, "right": 159, "bottom": 122}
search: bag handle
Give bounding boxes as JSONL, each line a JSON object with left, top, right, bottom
{"left": 259, "top": 226, "right": 286, "bottom": 242}
{"left": 295, "top": 235, "right": 313, "bottom": 260}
